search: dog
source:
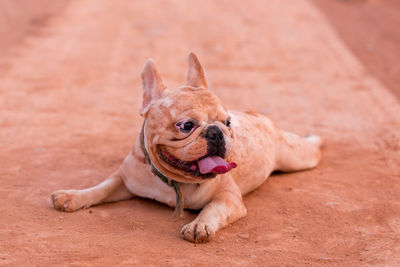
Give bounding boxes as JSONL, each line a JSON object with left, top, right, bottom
{"left": 51, "top": 53, "right": 322, "bottom": 243}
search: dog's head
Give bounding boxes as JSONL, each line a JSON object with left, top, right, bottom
{"left": 139, "top": 53, "right": 236, "bottom": 183}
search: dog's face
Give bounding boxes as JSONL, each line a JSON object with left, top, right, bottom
{"left": 140, "top": 53, "right": 236, "bottom": 183}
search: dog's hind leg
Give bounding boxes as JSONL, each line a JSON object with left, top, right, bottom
{"left": 51, "top": 170, "right": 134, "bottom": 212}
{"left": 275, "top": 131, "right": 322, "bottom": 172}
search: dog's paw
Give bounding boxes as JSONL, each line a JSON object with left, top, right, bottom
{"left": 51, "top": 190, "right": 85, "bottom": 212}
{"left": 180, "top": 221, "right": 215, "bottom": 243}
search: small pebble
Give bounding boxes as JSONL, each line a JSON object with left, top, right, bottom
{"left": 238, "top": 233, "right": 250, "bottom": 239}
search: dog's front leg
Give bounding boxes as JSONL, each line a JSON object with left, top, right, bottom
{"left": 181, "top": 176, "right": 246, "bottom": 243}
{"left": 51, "top": 170, "right": 134, "bottom": 212}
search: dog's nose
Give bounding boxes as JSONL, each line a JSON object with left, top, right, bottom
{"left": 204, "top": 125, "right": 226, "bottom": 158}
{"left": 205, "top": 126, "right": 224, "bottom": 142}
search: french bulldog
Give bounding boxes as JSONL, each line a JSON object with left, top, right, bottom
{"left": 51, "top": 53, "right": 322, "bottom": 243}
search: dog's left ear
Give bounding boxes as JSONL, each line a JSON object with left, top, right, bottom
{"left": 185, "top": 52, "right": 208, "bottom": 89}
{"left": 140, "top": 59, "right": 166, "bottom": 115}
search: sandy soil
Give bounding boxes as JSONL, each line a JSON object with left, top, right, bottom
{"left": 0, "top": 0, "right": 399, "bottom": 265}
{"left": 312, "top": 0, "right": 400, "bottom": 99}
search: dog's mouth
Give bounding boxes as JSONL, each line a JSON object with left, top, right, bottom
{"left": 158, "top": 147, "right": 237, "bottom": 178}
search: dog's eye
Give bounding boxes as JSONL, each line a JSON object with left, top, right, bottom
{"left": 225, "top": 118, "right": 231, "bottom": 128}
{"left": 175, "top": 120, "right": 197, "bottom": 134}
{"left": 183, "top": 121, "right": 193, "bottom": 131}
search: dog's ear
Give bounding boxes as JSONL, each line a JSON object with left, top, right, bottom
{"left": 140, "top": 59, "right": 166, "bottom": 115}
{"left": 185, "top": 52, "right": 208, "bottom": 89}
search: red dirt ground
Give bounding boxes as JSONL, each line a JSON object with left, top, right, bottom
{"left": 312, "top": 0, "right": 400, "bottom": 99}
{"left": 1, "top": 0, "right": 399, "bottom": 265}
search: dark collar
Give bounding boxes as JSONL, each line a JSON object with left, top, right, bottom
{"left": 140, "top": 121, "right": 184, "bottom": 219}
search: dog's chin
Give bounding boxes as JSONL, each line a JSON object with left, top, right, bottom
{"left": 157, "top": 146, "right": 217, "bottom": 180}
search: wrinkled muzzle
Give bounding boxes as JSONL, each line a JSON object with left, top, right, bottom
{"left": 197, "top": 125, "right": 237, "bottom": 175}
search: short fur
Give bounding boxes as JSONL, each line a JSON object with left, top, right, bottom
{"left": 51, "top": 53, "right": 322, "bottom": 243}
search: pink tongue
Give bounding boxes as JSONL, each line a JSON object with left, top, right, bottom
{"left": 197, "top": 156, "right": 237, "bottom": 174}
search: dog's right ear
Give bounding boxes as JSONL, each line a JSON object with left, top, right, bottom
{"left": 140, "top": 59, "right": 166, "bottom": 115}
